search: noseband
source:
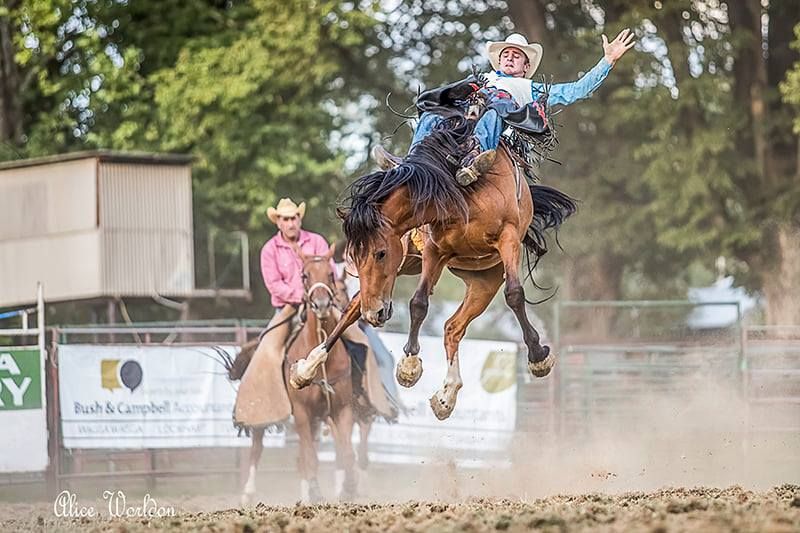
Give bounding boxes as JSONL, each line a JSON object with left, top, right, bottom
{"left": 302, "top": 257, "right": 338, "bottom": 320}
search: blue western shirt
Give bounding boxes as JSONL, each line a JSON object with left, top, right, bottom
{"left": 411, "top": 58, "right": 613, "bottom": 151}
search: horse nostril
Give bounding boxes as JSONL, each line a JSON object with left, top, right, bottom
{"left": 376, "top": 307, "right": 387, "bottom": 322}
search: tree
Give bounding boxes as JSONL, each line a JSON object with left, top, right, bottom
{"left": 0, "top": 1, "right": 143, "bottom": 158}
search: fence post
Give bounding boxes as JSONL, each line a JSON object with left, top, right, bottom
{"left": 46, "top": 327, "right": 62, "bottom": 497}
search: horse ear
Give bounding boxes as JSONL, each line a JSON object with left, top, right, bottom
{"left": 327, "top": 241, "right": 336, "bottom": 260}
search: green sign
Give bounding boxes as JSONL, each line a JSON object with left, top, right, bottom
{"left": 0, "top": 348, "right": 42, "bottom": 410}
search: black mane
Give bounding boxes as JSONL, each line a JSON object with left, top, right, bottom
{"left": 338, "top": 117, "right": 475, "bottom": 259}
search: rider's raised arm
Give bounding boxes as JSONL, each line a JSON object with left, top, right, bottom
{"left": 531, "top": 57, "right": 612, "bottom": 107}
{"left": 261, "top": 240, "right": 302, "bottom": 305}
{"left": 531, "top": 28, "right": 635, "bottom": 107}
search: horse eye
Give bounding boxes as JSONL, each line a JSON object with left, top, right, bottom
{"left": 375, "top": 250, "right": 386, "bottom": 261}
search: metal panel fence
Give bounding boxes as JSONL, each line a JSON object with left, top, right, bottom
{"left": 550, "top": 301, "right": 743, "bottom": 437}
{"left": 2, "top": 300, "right": 797, "bottom": 494}
{"left": 742, "top": 325, "right": 800, "bottom": 435}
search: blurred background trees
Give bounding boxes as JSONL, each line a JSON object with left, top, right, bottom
{"left": 1, "top": 0, "right": 798, "bottom": 327}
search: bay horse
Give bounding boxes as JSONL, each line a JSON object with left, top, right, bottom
{"left": 290, "top": 116, "right": 576, "bottom": 420}
{"left": 239, "top": 247, "right": 358, "bottom": 503}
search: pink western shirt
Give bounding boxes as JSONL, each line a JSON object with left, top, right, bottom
{"left": 260, "top": 229, "right": 332, "bottom": 308}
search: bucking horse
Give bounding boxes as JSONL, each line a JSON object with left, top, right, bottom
{"left": 289, "top": 85, "right": 577, "bottom": 420}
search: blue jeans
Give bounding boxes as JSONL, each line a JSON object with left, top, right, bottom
{"left": 410, "top": 95, "right": 518, "bottom": 152}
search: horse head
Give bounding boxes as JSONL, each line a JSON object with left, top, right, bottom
{"left": 349, "top": 228, "right": 402, "bottom": 327}
{"left": 339, "top": 117, "right": 475, "bottom": 327}
{"left": 300, "top": 244, "right": 337, "bottom": 320}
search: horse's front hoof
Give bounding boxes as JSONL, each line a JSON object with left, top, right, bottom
{"left": 528, "top": 351, "right": 555, "bottom": 378}
{"left": 396, "top": 355, "right": 423, "bottom": 388}
{"left": 289, "top": 360, "right": 314, "bottom": 389}
{"left": 240, "top": 491, "right": 254, "bottom": 507}
{"left": 429, "top": 389, "right": 456, "bottom": 420}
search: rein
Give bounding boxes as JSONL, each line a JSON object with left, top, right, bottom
{"left": 305, "top": 281, "right": 336, "bottom": 302}
{"left": 299, "top": 255, "right": 347, "bottom": 417}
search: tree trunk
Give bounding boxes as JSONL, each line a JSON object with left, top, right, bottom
{"left": 507, "top": 0, "right": 549, "bottom": 47}
{"left": 728, "top": 0, "right": 770, "bottom": 188}
{"left": 0, "top": 10, "right": 23, "bottom": 146}
{"left": 760, "top": 225, "right": 800, "bottom": 325}
{"left": 561, "top": 252, "right": 623, "bottom": 340}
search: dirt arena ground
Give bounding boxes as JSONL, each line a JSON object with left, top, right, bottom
{"left": 2, "top": 484, "right": 799, "bottom": 532}
{"left": 2, "top": 353, "right": 797, "bottom": 531}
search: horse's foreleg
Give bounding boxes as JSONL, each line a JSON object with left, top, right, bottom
{"left": 331, "top": 405, "right": 358, "bottom": 501}
{"left": 290, "top": 295, "right": 362, "bottom": 389}
{"left": 430, "top": 265, "right": 503, "bottom": 420}
{"left": 294, "top": 410, "right": 322, "bottom": 503}
{"left": 496, "top": 227, "right": 554, "bottom": 377}
{"left": 398, "top": 245, "right": 450, "bottom": 388}
{"left": 241, "top": 428, "right": 265, "bottom": 506}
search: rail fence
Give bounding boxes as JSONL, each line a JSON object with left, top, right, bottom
{"left": 1, "top": 299, "right": 798, "bottom": 495}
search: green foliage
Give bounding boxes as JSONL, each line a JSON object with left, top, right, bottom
{"left": 4, "top": 0, "right": 799, "bottom": 323}
{"left": 780, "top": 24, "right": 800, "bottom": 134}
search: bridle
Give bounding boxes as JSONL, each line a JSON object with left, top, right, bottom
{"left": 298, "top": 254, "right": 343, "bottom": 415}
{"left": 301, "top": 256, "right": 338, "bottom": 319}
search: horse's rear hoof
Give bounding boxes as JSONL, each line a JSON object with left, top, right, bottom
{"left": 289, "top": 361, "right": 313, "bottom": 389}
{"left": 338, "top": 482, "right": 359, "bottom": 502}
{"left": 396, "top": 355, "right": 423, "bottom": 388}
{"left": 302, "top": 479, "right": 323, "bottom": 504}
{"left": 528, "top": 351, "right": 555, "bottom": 378}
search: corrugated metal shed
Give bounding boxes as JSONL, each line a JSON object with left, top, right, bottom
{"left": 0, "top": 151, "right": 197, "bottom": 307}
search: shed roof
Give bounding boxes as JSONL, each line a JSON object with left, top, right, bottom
{"left": 0, "top": 150, "right": 194, "bottom": 172}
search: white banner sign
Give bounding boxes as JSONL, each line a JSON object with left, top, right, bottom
{"left": 0, "top": 346, "right": 48, "bottom": 473}
{"left": 58, "top": 345, "right": 283, "bottom": 449}
{"left": 364, "top": 332, "right": 518, "bottom": 466}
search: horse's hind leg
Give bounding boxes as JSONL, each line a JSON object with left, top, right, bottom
{"left": 241, "top": 427, "right": 265, "bottom": 506}
{"left": 430, "top": 265, "right": 504, "bottom": 419}
{"left": 399, "top": 243, "right": 451, "bottom": 388}
{"left": 496, "top": 226, "right": 554, "bottom": 377}
{"left": 357, "top": 415, "right": 372, "bottom": 471}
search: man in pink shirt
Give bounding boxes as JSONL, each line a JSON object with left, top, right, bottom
{"left": 234, "top": 198, "right": 334, "bottom": 428}
{"left": 234, "top": 197, "right": 398, "bottom": 430}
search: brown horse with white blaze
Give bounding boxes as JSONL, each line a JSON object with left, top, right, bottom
{"left": 289, "top": 116, "right": 576, "bottom": 420}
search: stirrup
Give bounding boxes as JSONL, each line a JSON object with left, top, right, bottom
{"left": 371, "top": 145, "right": 401, "bottom": 170}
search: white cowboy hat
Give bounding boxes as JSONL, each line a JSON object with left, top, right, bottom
{"left": 486, "top": 33, "right": 543, "bottom": 79}
{"left": 267, "top": 197, "right": 306, "bottom": 224}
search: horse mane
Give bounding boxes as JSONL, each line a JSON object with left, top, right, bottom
{"left": 338, "top": 117, "right": 475, "bottom": 259}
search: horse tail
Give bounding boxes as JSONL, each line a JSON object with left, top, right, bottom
{"left": 522, "top": 183, "right": 579, "bottom": 299}
{"left": 221, "top": 338, "right": 259, "bottom": 381}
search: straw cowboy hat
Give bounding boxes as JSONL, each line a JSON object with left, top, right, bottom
{"left": 267, "top": 198, "right": 306, "bottom": 224}
{"left": 486, "top": 33, "right": 543, "bottom": 79}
